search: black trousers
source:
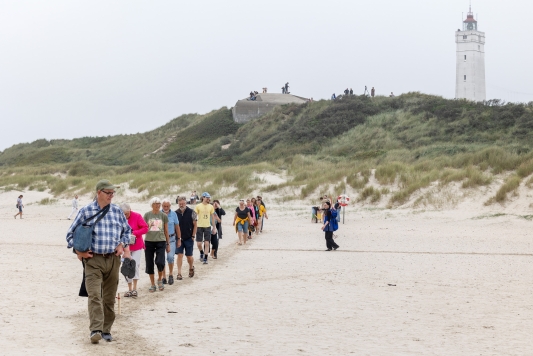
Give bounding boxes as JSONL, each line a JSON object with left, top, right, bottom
{"left": 211, "top": 233, "right": 219, "bottom": 257}
{"left": 325, "top": 231, "right": 339, "bottom": 250}
{"left": 216, "top": 222, "right": 222, "bottom": 239}
{"left": 145, "top": 241, "right": 166, "bottom": 274}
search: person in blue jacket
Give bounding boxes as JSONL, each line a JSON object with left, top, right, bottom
{"left": 321, "top": 201, "right": 339, "bottom": 251}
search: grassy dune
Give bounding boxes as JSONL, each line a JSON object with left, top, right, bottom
{"left": 1, "top": 93, "right": 533, "bottom": 207}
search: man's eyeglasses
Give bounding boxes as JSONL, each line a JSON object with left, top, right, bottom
{"left": 101, "top": 190, "right": 115, "bottom": 196}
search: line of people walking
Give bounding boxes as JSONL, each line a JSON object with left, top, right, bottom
{"left": 65, "top": 180, "right": 268, "bottom": 344}
{"left": 234, "top": 196, "right": 268, "bottom": 245}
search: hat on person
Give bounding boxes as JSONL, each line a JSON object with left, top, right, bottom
{"left": 201, "top": 192, "right": 211, "bottom": 198}
{"left": 120, "top": 258, "right": 136, "bottom": 279}
{"left": 96, "top": 179, "right": 118, "bottom": 191}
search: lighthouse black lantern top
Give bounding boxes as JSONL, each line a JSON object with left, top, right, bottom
{"left": 463, "top": 5, "right": 478, "bottom": 31}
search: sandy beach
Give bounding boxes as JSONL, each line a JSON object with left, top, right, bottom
{"left": 0, "top": 191, "right": 532, "bottom": 355}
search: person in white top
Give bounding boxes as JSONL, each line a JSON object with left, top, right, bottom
{"left": 68, "top": 195, "right": 79, "bottom": 220}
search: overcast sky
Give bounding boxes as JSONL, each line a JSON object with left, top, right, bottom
{"left": 1, "top": 0, "right": 532, "bottom": 151}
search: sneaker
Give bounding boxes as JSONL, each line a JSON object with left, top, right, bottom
{"left": 162, "top": 278, "right": 167, "bottom": 285}
{"left": 203, "top": 258, "right": 208, "bottom": 264}
{"left": 168, "top": 275, "right": 174, "bottom": 285}
{"left": 90, "top": 331, "right": 102, "bottom": 344}
{"left": 200, "top": 253, "right": 204, "bottom": 261}
{"left": 101, "top": 333, "right": 112, "bottom": 342}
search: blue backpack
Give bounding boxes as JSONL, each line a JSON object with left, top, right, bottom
{"left": 329, "top": 209, "right": 339, "bottom": 232}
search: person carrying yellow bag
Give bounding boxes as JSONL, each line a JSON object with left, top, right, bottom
{"left": 255, "top": 196, "right": 268, "bottom": 234}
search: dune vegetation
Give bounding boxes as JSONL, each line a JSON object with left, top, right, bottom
{"left": 1, "top": 93, "right": 533, "bottom": 207}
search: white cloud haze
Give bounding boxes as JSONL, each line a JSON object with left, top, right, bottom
{"left": 0, "top": 0, "right": 531, "bottom": 150}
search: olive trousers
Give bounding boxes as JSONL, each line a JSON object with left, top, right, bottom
{"left": 84, "top": 254, "right": 120, "bottom": 333}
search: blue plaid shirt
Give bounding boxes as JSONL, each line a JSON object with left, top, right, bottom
{"left": 66, "top": 201, "right": 131, "bottom": 254}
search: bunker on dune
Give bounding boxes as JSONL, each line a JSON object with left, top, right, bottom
{"left": 232, "top": 93, "right": 307, "bottom": 123}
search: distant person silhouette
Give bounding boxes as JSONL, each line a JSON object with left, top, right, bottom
{"left": 349, "top": 88, "right": 353, "bottom": 95}
{"left": 371, "top": 87, "right": 375, "bottom": 98}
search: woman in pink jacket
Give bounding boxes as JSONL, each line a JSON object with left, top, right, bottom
{"left": 120, "top": 203, "right": 149, "bottom": 298}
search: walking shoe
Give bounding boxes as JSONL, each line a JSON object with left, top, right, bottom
{"left": 168, "top": 275, "right": 174, "bottom": 285}
{"left": 90, "top": 331, "right": 102, "bottom": 344}
{"left": 333, "top": 246, "right": 339, "bottom": 250}
{"left": 200, "top": 253, "right": 204, "bottom": 261}
{"left": 203, "top": 258, "right": 208, "bottom": 264}
{"left": 101, "top": 333, "right": 113, "bottom": 342}
{"left": 162, "top": 278, "right": 167, "bottom": 285}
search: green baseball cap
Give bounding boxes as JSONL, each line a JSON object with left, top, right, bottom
{"left": 95, "top": 179, "right": 118, "bottom": 191}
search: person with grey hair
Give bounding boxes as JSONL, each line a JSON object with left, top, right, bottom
{"left": 161, "top": 198, "right": 180, "bottom": 285}
{"left": 120, "top": 203, "right": 148, "bottom": 298}
{"left": 143, "top": 197, "right": 170, "bottom": 292}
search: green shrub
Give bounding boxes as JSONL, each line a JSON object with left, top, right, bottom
{"left": 462, "top": 167, "right": 492, "bottom": 188}
{"left": 38, "top": 197, "right": 58, "bottom": 205}
{"left": 486, "top": 175, "right": 521, "bottom": 204}
{"left": 358, "top": 186, "right": 381, "bottom": 202}
{"left": 375, "top": 162, "right": 405, "bottom": 185}
{"left": 346, "top": 171, "right": 369, "bottom": 189}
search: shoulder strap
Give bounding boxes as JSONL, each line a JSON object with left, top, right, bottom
{"left": 92, "top": 204, "right": 110, "bottom": 226}
{"left": 78, "top": 204, "right": 110, "bottom": 227}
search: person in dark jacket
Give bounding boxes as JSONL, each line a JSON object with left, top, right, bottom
{"left": 175, "top": 196, "right": 197, "bottom": 279}
{"left": 210, "top": 199, "right": 225, "bottom": 258}
{"left": 321, "top": 201, "right": 339, "bottom": 251}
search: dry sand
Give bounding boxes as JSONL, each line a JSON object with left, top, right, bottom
{"left": 0, "top": 190, "right": 532, "bottom": 355}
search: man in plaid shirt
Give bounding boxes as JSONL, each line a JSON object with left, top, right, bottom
{"left": 66, "top": 179, "right": 132, "bottom": 344}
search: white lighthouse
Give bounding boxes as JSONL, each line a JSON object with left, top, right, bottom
{"left": 455, "top": 5, "right": 486, "bottom": 101}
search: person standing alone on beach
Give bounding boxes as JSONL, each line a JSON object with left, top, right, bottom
{"left": 68, "top": 195, "right": 79, "bottom": 220}
{"left": 321, "top": 201, "right": 339, "bottom": 251}
{"left": 14, "top": 195, "right": 24, "bottom": 219}
{"left": 66, "top": 180, "right": 132, "bottom": 344}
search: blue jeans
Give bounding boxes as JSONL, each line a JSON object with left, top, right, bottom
{"left": 167, "top": 236, "right": 176, "bottom": 264}
{"left": 237, "top": 221, "right": 249, "bottom": 232}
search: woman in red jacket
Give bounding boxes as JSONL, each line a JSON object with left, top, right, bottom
{"left": 120, "top": 203, "right": 149, "bottom": 298}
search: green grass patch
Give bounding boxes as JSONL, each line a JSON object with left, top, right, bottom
{"left": 486, "top": 175, "right": 521, "bottom": 205}
{"left": 38, "top": 197, "right": 58, "bottom": 205}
